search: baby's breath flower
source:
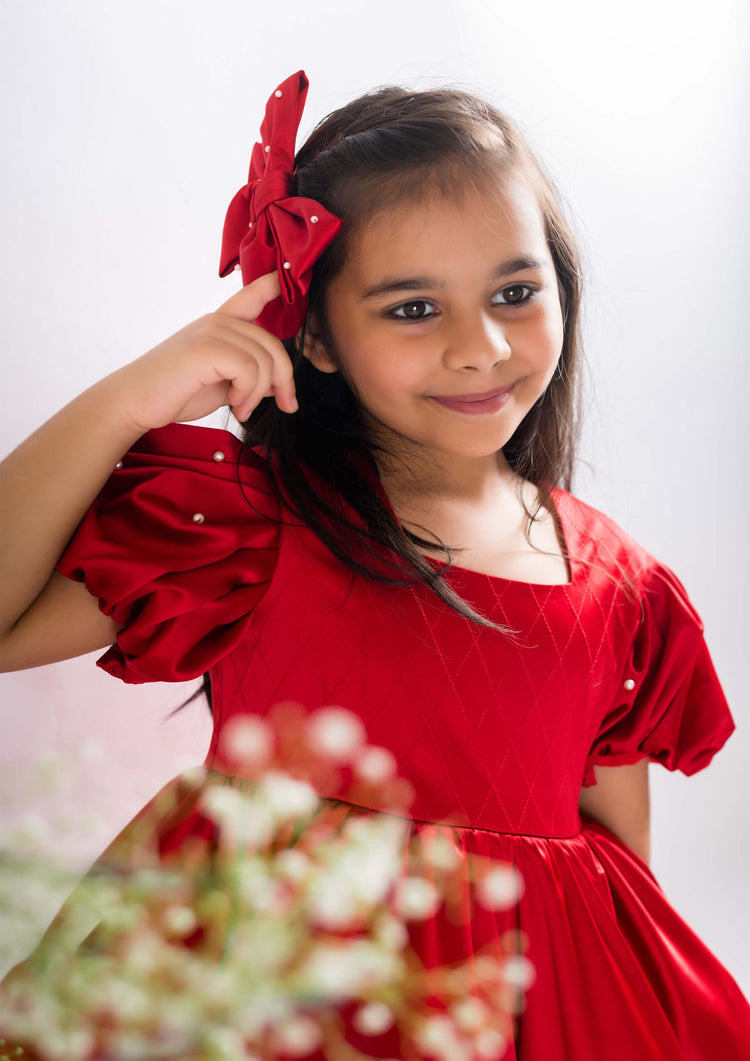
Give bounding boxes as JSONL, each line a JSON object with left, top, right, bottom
{"left": 200, "top": 786, "right": 274, "bottom": 848}
{"left": 305, "top": 706, "right": 366, "bottom": 761}
{"left": 250, "top": 877, "right": 290, "bottom": 916}
{"left": 102, "top": 978, "right": 153, "bottom": 1023}
{"left": 128, "top": 867, "right": 186, "bottom": 900}
{"left": 258, "top": 771, "right": 319, "bottom": 822}
{"left": 354, "top": 744, "right": 397, "bottom": 782}
{"left": 163, "top": 903, "right": 199, "bottom": 937}
{"left": 415, "top": 1014, "right": 470, "bottom": 1061}
{"left": 352, "top": 1000, "right": 396, "bottom": 1035}
{"left": 347, "top": 846, "right": 400, "bottom": 904}
{"left": 502, "top": 954, "right": 536, "bottom": 990}
{"left": 475, "top": 863, "right": 524, "bottom": 910}
{"left": 416, "top": 825, "right": 463, "bottom": 872}
{"left": 306, "top": 875, "right": 359, "bottom": 929}
{"left": 450, "top": 996, "right": 489, "bottom": 1032}
{"left": 200, "top": 1025, "right": 252, "bottom": 1060}
{"left": 199, "top": 784, "right": 246, "bottom": 823}
{"left": 274, "top": 847, "right": 311, "bottom": 883}
{"left": 343, "top": 812, "right": 407, "bottom": 852}
{"left": 99, "top": 898, "right": 147, "bottom": 935}
{"left": 270, "top": 1014, "right": 323, "bottom": 1057}
{"left": 310, "top": 825, "right": 402, "bottom": 919}
{"left": 374, "top": 911, "right": 409, "bottom": 952}
{"left": 236, "top": 859, "right": 275, "bottom": 909}
{"left": 31, "top": 1026, "right": 95, "bottom": 1061}
{"left": 120, "top": 929, "right": 166, "bottom": 976}
{"left": 234, "top": 989, "right": 291, "bottom": 1035}
{"left": 297, "top": 940, "right": 403, "bottom": 999}
{"left": 395, "top": 877, "right": 440, "bottom": 920}
{"left": 222, "top": 715, "right": 274, "bottom": 767}
{"left": 476, "top": 1028, "right": 508, "bottom": 1058}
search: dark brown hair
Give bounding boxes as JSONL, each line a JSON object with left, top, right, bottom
{"left": 182, "top": 81, "right": 591, "bottom": 717}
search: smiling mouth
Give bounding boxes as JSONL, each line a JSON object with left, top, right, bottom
{"left": 429, "top": 383, "right": 517, "bottom": 403}
{"left": 427, "top": 385, "right": 517, "bottom": 416}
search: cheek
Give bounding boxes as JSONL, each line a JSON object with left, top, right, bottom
{"left": 345, "top": 335, "right": 418, "bottom": 394}
{"left": 531, "top": 306, "right": 565, "bottom": 364}
{"left": 547, "top": 297, "right": 566, "bottom": 347}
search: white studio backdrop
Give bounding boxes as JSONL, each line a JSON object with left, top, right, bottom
{"left": 0, "top": 0, "right": 748, "bottom": 991}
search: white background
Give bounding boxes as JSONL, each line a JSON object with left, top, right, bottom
{"left": 1, "top": 0, "right": 748, "bottom": 994}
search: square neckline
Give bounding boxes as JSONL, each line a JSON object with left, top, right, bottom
{"left": 376, "top": 477, "right": 577, "bottom": 589}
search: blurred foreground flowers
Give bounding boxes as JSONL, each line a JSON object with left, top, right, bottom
{"left": 0, "top": 703, "right": 533, "bottom": 1060}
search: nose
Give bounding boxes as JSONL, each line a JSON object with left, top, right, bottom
{"left": 442, "top": 310, "right": 511, "bottom": 372}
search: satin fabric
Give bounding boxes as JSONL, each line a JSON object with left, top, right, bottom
{"left": 218, "top": 70, "right": 342, "bottom": 340}
{"left": 33, "top": 422, "right": 750, "bottom": 1057}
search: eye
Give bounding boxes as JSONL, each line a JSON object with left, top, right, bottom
{"left": 492, "top": 284, "right": 536, "bottom": 307}
{"left": 387, "top": 300, "right": 437, "bottom": 323}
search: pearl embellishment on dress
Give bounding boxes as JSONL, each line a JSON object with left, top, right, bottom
{"left": 275, "top": 90, "right": 283, "bottom": 97}
{"left": 283, "top": 261, "right": 291, "bottom": 269}
{"left": 623, "top": 678, "right": 636, "bottom": 691}
{"left": 212, "top": 450, "right": 225, "bottom": 462}
{"left": 192, "top": 513, "right": 205, "bottom": 524}
{"left": 115, "top": 461, "right": 123, "bottom": 469}
{"left": 310, "top": 215, "right": 319, "bottom": 223}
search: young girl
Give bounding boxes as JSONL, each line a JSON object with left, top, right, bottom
{"left": 1, "top": 69, "right": 749, "bottom": 1059}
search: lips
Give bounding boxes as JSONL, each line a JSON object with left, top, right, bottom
{"left": 430, "top": 384, "right": 516, "bottom": 402}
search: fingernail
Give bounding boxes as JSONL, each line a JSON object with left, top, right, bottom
{"left": 289, "top": 396, "right": 298, "bottom": 412}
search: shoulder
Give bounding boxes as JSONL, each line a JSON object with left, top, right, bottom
{"left": 115, "top": 422, "right": 280, "bottom": 519}
{"left": 124, "top": 421, "right": 267, "bottom": 477}
{"left": 551, "top": 486, "right": 684, "bottom": 598}
{"left": 127, "top": 421, "right": 246, "bottom": 460}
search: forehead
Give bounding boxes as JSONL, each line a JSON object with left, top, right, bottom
{"left": 343, "top": 173, "right": 550, "bottom": 282}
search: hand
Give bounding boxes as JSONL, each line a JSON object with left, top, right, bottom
{"left": 109, "top": 271, "right": 298, "bottom": 432}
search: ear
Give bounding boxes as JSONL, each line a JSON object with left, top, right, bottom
{"left": 300, "top": 316, "right": 338, "bottom": 374}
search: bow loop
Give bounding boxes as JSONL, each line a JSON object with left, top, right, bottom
{"left": 218, "top": 71, "right": 343, "bottom": 341}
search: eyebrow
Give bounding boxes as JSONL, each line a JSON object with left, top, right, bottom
{"left": 359, "top": 256, "right": 548, "bottom": 301}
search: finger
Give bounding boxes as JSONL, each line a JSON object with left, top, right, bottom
{"left": 224, "top": 355, "right": 274, "bottom": 422}
{"left": 217, "top": 339, "right": 296, "bottom": 419}
{"left": 216, "top": 269, "right": 282, "bottom": 323}
{"left": 217, "top": 318, "right": 298, "bottom": 413}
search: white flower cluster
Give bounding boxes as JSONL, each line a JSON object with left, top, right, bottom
{"left": 0, "top": 704, "right": 531, "bottom": 1061}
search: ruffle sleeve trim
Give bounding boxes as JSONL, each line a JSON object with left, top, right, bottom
{"left": 582, "top": 558, "right": 735, "bottom": 786}
{"left": 56, "top": 423, "right": 281, "bottom": 684}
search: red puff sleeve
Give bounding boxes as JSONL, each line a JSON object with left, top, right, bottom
{"left": 55, "top": 423, "right": 281, "bottom": 684}
{"left": 582, "top": 559, "right": 736, "bottom": 786}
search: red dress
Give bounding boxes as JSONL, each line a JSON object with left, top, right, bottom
{"left": 38, "top": 424, "right": 750, "bottom": 1057}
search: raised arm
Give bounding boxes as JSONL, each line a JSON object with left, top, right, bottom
{"left": 0, "top": 271, "right": 296, "bottom": 673}
{"left": 0, "top": 380, "right": 145, "bottom": 671}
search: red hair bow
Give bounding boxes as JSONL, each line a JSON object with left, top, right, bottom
{"left": 218, "top": 70, "right": 343, "bottom": 341}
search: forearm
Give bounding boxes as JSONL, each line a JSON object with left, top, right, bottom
{"left": 0, "top": 374, "right": 143, "bottom": 638}
{"left": 579, "top": 760, "right": 651, "bottom": 866}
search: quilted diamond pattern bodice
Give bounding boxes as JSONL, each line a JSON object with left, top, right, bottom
{"left": 208, "top": 487, "right": 642, "bottom": 837}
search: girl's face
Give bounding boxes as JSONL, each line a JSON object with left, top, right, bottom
{"left": 304, "top": 172, "right": 565, "bottom": 489}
